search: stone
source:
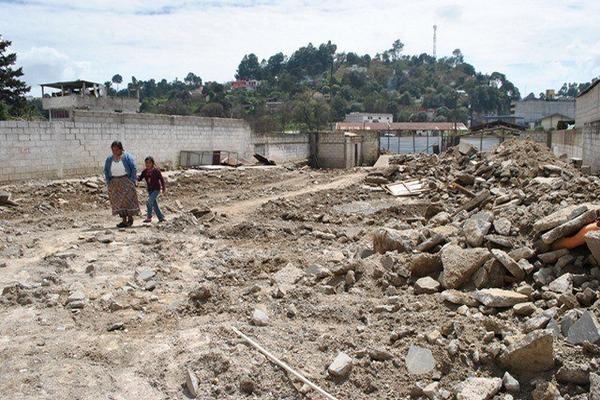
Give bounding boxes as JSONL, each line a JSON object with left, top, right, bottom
{"left": 556, "top": 362, "right": 590, "bottom": 385}
{"left": 537, "top": 248, "right": 569, "bottom": 264}
{"left": 430, "top": 211, "right": 451, "bottom": 226}
{"left": 548, "top": 273, "right": 572, "bottom": 294}
{"left": 273, "top": 263, "right": 304, "bottom": 290}
{"left": 463, "top": 211, "right": 493, "bottom": 247}
{"left": 373, "top": 227, "right": 423, "bottom": 254}
{"left": 533, "top": 267, "right": 555, "bottom": 286}
{"left": 405, "top": 345, "right": 435, "bottom": 375}
{"left": 473, "top": 259, "right": 505, "bottom": 289}
{"left": 440, "top": 289, "right": 479, "bottom": 307}
{"left": 523, "top": 313, "right": 551, "bottom": 333}
{"left": 369, "top": 348, "right": 394, "bottom": 361}
{"left": 554, "top": 254, "right": 574, "bottom": 269}
{"left": 590, "top": 373, "right": 600, "bottom": 400}
{"left": 440, "top": 245, "right": 490, "bottom": 289}
{"left": 96, "top": 232, "right": 115, "bottom": 244}
{"left": 458, "top": 141, "right": 477, "bottom": 156}
{"left": 136, "top": 268, "right": 156, "bottom": 282}
{"left": 494, "top": 218, "right": 512, "bottom": 236}
{"left": 502, "top": 372, "right": 520, "bottom": 393}
{"left": 422, "top": 382, "right": 440, "bottom": 400}
{"left": 474, "top": 289, "right": 529, "bottom": 307}
{"left": 567, "top": 310, "right": 600, "bottom": 344}
{"left": 517, "top": 259, "right": 535, "bottom": 275}
{"left": 541, "top": 209, "right": 598, "bottom": 245}
{"left": 305, "top": 264, "right": 331, "bottom": 279}
{"left": 345, "top": 270, "right": 356, "bottom": 285}
{"left": 490, "top": 249, "right": 524, "bottom": 281}
{"left": 546, "top": 319, "right": 561, "bottom": 337}
{"left": 454, "top": 377, "right": 502, "bottom": 400}
{"left": 532, "top": 382, "right": 560, "bottom": 400}
{"left": 239, "top": 375, "right": 255, "bottom": 394}
{"left": 186, "top": 368, "right": 199, "bottom": 397}
{"left": 577, "top": 287, "right": 597, "bottom": 307}
{"left": 561, "top": 309, "right": 581, "bottom": 336}
{"left": 67, "top": 290, "right": 86, "bottom": 303}
{"left": 499, "top": 330, "right": 554, "bottom": 373}
{"left": 252, "top": 308, "right": 269, "bottom": 327}
{"left": 414, "top": 277, "right": 441, "bottom": 294}
{"left": 328, "top": 352, "right": 353, "bottom": 378}
{"left": 513, "top": 302, "right": 536, "bottom": 316}
{"left": 408, "top": 253, "right": 442, "bottom": 278}
{"left": 508, "top": 246, "right": 535, "bottom": 261}
{"left": 585, "top": 231, "right": 600, "bottom": 264}
{"left": 107, "top": 322, "right": 124, "bottom": 331}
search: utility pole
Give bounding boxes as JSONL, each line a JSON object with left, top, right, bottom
{"left": 433, "top": 25, "right": 437, "bottom": 59}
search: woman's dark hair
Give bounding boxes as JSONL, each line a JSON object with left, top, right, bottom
{"left": 111, "top": 141, "right": 123, "bottom": 150}
{"left": 145, "top": 156, "right": 155, "bottom": 164}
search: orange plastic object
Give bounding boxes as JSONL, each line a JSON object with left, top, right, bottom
{"left": 552, "top": 222, "right": 600, "bottom": 250}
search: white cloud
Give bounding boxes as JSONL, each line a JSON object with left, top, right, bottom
{"left": 1, "top": 0, "right": 600, "bottom": 96}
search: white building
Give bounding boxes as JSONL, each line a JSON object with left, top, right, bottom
{"left": 344, "top": 112, "right": 393, "bottom": 124}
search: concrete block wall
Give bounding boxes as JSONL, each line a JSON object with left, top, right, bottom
{"left": 315, "top": 132, "right": 348, "bottom": 169}
{"left": 252, "top": 133, "right": 310, "bottom": 162}
{"left": 550, "top": 130, "right": 583, "bottom": 159}
{"left": 583, "top": 122, "right": 600, "bottom": 174}
{"left": 0, "top": 112, "right": 252, "bottom": 182}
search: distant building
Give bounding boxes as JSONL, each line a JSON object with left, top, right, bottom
{"left": 344, "top": 112, "right": 393, "bottom": 124}
{"left": 476, "top": 114, "right": 525, "bottom": 126}
{"left": 511, "top": 97, "right": 575, "bottom": 128}
{"left": 41, "top": 80, "right": 139, "bottom": 121}
{"left": 231, "top": 79, "right": 261, "bottom": 91}
{"left": 348, "top": 64, "right": 367, "bottom": 73}
{"left": 539, "top": 113, "right": 574, "bottom": 130}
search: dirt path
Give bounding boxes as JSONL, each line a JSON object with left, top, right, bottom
{"left": 213, "top": 171, "right": 366, "bottom": 219}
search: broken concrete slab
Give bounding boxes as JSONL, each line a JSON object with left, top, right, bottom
{"left": 540, "top": 209, "right": 597, "bottom": 245}
{"left": 490, "top": 249, "right": 524, "bottom": 281}
{"left": 328, "top": 352, "right": 353, "bottom": 378}
{"left": 408, "top": 253, "right": 442, "bottom": 278}
{"left": 373, "top": 227, "right": 423, "bottom": 254}
{"left": 414, "top": 277, "right": 441, "bottom": 294}
{"left": 548, "top": 273, "right": 573, "bottom": 294}
{"left": 499, "top": 330, "right": 554, "bottom": 373}
{"left": 590, "top": 373, "right": 600, "bottom": 400}
{"left": 453, "top": 377, "right": 502, "bottom": 400}
{"left": 567, "top": 310, "right": 600, "bottom": 345}
{"left": 440, "top": 244, "right": 490, "bottom": 289}
{"left": 463, "top": 211, "right": 493, "bottom": 247}
{"left": 440, "top": 289, "right": 479, "bottom": 307}
{"left": 185, "top": 369, "right": 199, "bottom": 398}
{"left": 473, "top": 289, "right": 529, "bottom": 307}
{"left": 405, "top": 345, "right": 435, "bottom": 375}
{"left": 537, "top": 248, "right": 569, "bottom": 264}
{"left": 513, "top": 302, "right": 536, "bottom": 317}
{"left": 533, "top": 204, "right": 588, "bottom": 234}
{"left": 556, "top": 362, "right": 590, "bottom": 385}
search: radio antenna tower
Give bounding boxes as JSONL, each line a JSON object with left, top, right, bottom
{"left": 433, "top": 25, "right": 437, "bottom": 59}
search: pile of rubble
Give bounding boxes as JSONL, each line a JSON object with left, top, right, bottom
{"left": 360, "top": 140, "right": 600, "bottom": 399}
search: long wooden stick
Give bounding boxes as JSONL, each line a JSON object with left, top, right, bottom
{"left": 231, "top": 326, "right": 339, "bottom": 400}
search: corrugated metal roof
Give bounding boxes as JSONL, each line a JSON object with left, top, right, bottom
{"left": 335, "top": 122, "right": 468, "bottom": 131}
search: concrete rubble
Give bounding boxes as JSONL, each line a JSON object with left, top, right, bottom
{"left": 2, "top": 140, "right": 600, "bottom": 399}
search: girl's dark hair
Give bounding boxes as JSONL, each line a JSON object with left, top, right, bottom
{"left": 145, "top": 156, "right": 155, "bottom": 164}
{"left": 111, "top": 141, "right": 123, "bottom": 150}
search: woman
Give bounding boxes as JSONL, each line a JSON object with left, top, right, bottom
{"left": 103, "top": 141, "right": 140, "bottom": 228}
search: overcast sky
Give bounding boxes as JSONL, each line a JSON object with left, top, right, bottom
{"left": 1, "top": 0, "right": 599, "bottom": 97}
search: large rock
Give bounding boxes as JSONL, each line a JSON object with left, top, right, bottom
{"left": 499, "top": 330, "right": 554, "bottom": 373}
{"left": 408, "top": 253, "right": 442, "bottom": 278}
{"left": 540, "top": 209, "right": 598, "bottom": 245}
{"left": 405, "top": 345, "right": 435, "bottom": 375}
{"left": 537, "top": 248, "right": 569, "bottom": 264}
{"left": 373, "top": 228, "right": 423, "bottom": 254}
{"left": 533, "top": 204, "right": 588, "bottom": 234}
{"left": 463, "top": 211, "right": 493, "bottom": 247}
{"left": 566, "top": 310, "right": 600, "bottom": 344}
{"left": 490, "top": 249, "right": 524, "bottom": 281}
{"left": 585, "top": 231, "right": 600, "bottom": 264}
{"left": 440, "top": 245, "right": 490, "bottom": 289}
{"left": 440, "top": 289, "right": 479, "bottom": 307}
{"left": 473, "top": 289, "right": 529, "bottom": 307}
{"left": 328, "top": 352, "right": 353, "bottom": 378}
{"left": 548, "top": 273, "right": 573, "bottom": 294}
{"left": 494, "top": 218, "right": 512, "bottom": 236}
{"left": 414, "top": 277, "right": 441, "bottom": 294}
{"left": 556, "top": 362, "right": 590, "bottom": 385}
{"left": 473, "top": 259, "right": 505, "bottom": 289}
{"left": 454, "top": 377, "right": 502, "bottom": 400}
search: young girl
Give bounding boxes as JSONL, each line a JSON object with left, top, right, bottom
{"left": 138, "top": 156, "right": 166, "bottom": 223}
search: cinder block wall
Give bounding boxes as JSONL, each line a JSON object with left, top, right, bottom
{"left": 316, "top": 132, "right": 348, "bottom": 169}
{"left": 252, "top": 133, "right": 310, "bottom": 162}
{"left": 0, "top": 112, "right": 253, "bottom": 182}
{"left": 550, "top": 130, "right": 583, "bottom": 159}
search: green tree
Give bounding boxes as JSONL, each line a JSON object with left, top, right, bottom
{"left": 236, "top": 54, "right": 262, "bottom": 80}
{"left": 0, "top": 35, "right": 30, "bottom": 118}
{"left": 184, "top": 72, "right": 202, "bottom": 87}
{"left": 200, "top": 102, "right": 225, "bottom": 117}
{"left": 111, "top": 74, "right": 123, "bottom": 91}
{"left": 293, "top": 92, "right": 330, "bottom": 131}
{"left": 389, "top": 39, "right": 404, "bottom": 61}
